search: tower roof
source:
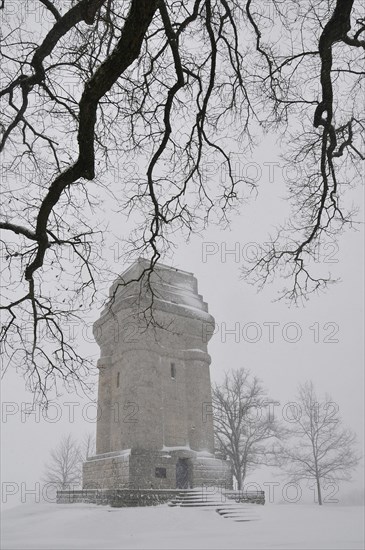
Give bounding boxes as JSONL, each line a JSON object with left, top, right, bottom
{"left": 96, "top": 258, "right": 213, "bottom": 324}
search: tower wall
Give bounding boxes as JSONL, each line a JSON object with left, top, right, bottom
{"left": 83, "top": 259, "right": 232, "bottom": 490}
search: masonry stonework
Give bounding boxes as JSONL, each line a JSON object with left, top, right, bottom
{"left": 82, "top": 259, "right": 232, "bottom": 490}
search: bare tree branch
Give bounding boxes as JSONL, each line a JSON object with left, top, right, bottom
{"left": 1, "top": 0, "right": 363, "bottom": 398}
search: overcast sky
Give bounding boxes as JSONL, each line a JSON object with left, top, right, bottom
{"left": 1, "top": 133, "right": 364, "bottom": 509}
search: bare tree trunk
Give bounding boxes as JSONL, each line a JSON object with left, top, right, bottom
{"left": 316, "top": 476, "right": 323, "bottom": 506}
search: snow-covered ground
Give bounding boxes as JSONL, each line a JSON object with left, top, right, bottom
{"left": 1, "top": 502, "right": 364, "bottom": 549}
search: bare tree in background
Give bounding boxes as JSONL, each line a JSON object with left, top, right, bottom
{"left": 276, "top": 381, "right": 360, "bottom": 505}
{"left": 43, "top": 432, "right": 95, "bottom": 489}
{"left": 212, "top": 368, "right": 282, "bottom": 489}
{"left": 43, "top": 434, "right": 82, "bottom": 489}
{"left": 0, "top": 1, "right": 363, "bottom": 398}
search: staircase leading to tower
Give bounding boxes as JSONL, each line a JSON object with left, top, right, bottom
{"left": 169, "top": 488, "right": 264, "bottom": 522}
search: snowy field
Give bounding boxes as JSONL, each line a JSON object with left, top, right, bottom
{"left": 1, "top": 502, "right": 364, "bottom": 549}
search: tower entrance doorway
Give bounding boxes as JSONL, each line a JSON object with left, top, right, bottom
{"left": 176, "top": 458, "right": 189, "bottom": 489}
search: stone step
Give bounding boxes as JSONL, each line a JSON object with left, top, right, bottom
{"left": 171, "top": 499, "right": 256, "bottom": 506}
{"left": 217, "top": 507, "right": 257, "bottom": 512}
{"left": 222, "top": 519, "right": 257, "bottom": 523}
{"left": 180, "top": 503, "right": 230, "bottom": 507}
{"left": 172, "top": 495, "right": 226, "bottom": 502}
{"left": 220, "top": 511, "right": 258, "bottom": 516}
{"left": 179, "top": 502, "right": 228, "bottom": 505}
{"left": 218, "top": 512, "right": 259, "bottom": 521}
{"left": 171, "top": 498, "right": 220, "bottom": 501}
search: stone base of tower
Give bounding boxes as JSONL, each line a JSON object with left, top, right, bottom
{"left": 82, "top": 448, "right": 232, "bottom": 491}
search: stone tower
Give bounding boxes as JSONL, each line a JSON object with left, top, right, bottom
{"left": 83, "top": 258, "right": 231, "bottom": 490}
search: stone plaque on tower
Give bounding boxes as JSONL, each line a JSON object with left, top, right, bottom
{"left": 83, "top": 258, "right": 232, "bottom": 490}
